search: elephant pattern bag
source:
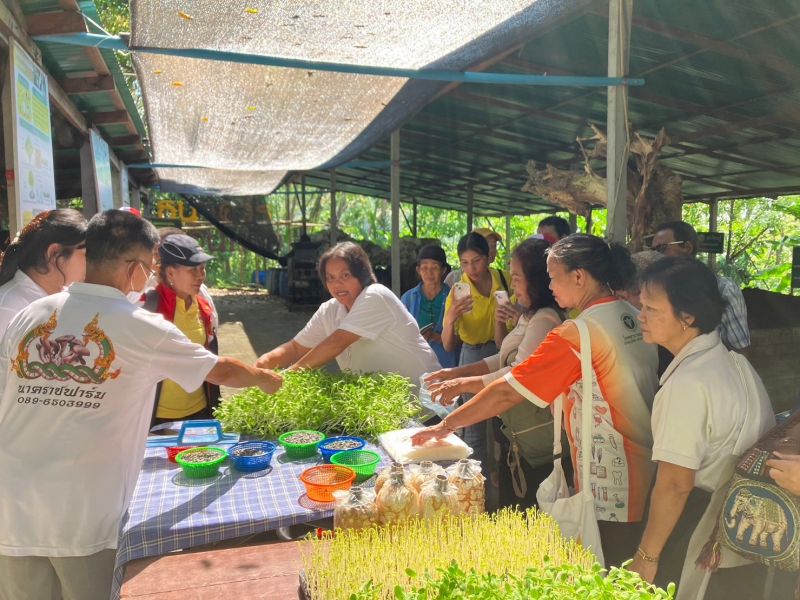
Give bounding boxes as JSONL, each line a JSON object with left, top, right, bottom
{"left": 718, "top": 410, "right": 800, "bottom": 571}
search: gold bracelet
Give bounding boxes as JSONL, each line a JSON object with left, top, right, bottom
{"left": 636, "top": 546, "right": 659, "bottom": 563}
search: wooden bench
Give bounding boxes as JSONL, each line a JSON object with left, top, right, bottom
{"left": 120, "top": 539, "right": 302, "bottom": 599}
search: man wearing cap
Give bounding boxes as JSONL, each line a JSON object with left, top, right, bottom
{"left": 143, "top": 233, "right": 220, "bottom": 424}
{"left": 401, "top": 244, "right": 459, "bottom": 368}
{"left": 444, "top": 228, "right": 504, "bottom": 288}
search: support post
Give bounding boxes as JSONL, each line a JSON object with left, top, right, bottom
{"left": 605, "top": 0, "right": 633, "bottom": 243}
{"left": 390, "top": 130, "right": 401, "bottom": 296}
{"left": 708, "top": 199, "right": 718, "bottom": 271}
{"left": 466, "top": 184, "right": 474, "bottom": 233}
{"left": 300, "top": 176, "right": 307, "bottom": 239}
{"left": 329, "top": 170, "right": 337, "bottom": 246}
{"left": 568, "top": 213, "right": 578, "bottom": 234}
{"left": 586, "top": 208, "right": 593, "bottom": 235}
{"left": 505, "top": 214, "right": 512, "bottom": 269}
{"left": 412, "top": 197, "right": 418, "bottom": 238}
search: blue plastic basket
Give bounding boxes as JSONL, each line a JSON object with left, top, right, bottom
{"left": 318, "top": 436, "right": 367, "bottom": 463}
{"left": 228, "top": 441, "right": 276, "bottom": 473}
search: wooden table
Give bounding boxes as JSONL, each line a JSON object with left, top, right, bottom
{"left": 120, "top": 539, "right": 303, "bottom": 599}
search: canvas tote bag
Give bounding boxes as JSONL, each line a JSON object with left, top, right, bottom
{"left": 536, "top": 318, "right": 605, "bottom": 566}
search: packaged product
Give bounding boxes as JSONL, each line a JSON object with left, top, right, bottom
{"left": 407, "top": 460, "right": 446, "bottom": 493}
{"left": 417, "top": 474, "right": 458, "bottom": 519}
{"left": 447, "top": 458, "right": 486, "bottom": 515}
{"left": 376, "top": 470, "right": 418, "bottom": 524}
{"left": 333, "top": 487, "right": 378, "bottom": 531}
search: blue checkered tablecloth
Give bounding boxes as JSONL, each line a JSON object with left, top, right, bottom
{"left": 110, "top": 442, "right": 386, "bottom": 600}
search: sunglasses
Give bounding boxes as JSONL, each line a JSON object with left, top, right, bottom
{"left": 651, "top": 240, "right": 686, "bottom": 254}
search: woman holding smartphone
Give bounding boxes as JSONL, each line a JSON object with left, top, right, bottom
{"left": 441, "top": 232, "right": 510, "bottom": 470}
{"left": 401, "top": 245, "right": 458, "bottom": 368}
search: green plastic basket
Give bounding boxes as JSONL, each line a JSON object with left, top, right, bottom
{"left": 175, "top": 446, "right": 227, "bottom": 479}
{"left": 278, "top": 430, "right": 325, "bottom": 459}
{"left": 330, "top": 449, "right": 381, "bottom": 482}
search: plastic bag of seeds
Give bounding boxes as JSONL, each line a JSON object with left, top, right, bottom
{"left": 417, "top": 474, "right": 458, "bottom": 519}
{"left": 407, "top": 460, "right": 446, "bottom": 493}
{"left": 447, "top": 458, "right": 486, "bottom": 515}
{"left": 333, "top": 487, "right": 378, "bottom": 531}
{"left": 376, "top": 470, "right": 418, "bottom": 524}
{"left": 374, "top": 462, "right": 404, "bottom": 495}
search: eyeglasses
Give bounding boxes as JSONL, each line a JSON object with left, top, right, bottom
{"left": 127, "top": 259, "right": 156, "bottom": 279}
{"left": 652, "top": 240, "right": 686, "bottom": 254}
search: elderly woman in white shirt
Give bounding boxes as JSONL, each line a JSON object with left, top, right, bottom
{"left": 256, "top": 242, "right": 440, "bottom": 387}
{"left": 630, "top": 257, "right": 774, "bottom": 597}
{"left": 425, "top": 238, "right": 563, "bottom": 508}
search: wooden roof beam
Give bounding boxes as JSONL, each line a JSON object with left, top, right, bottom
{"left": 108, "top": 134, "right": 144, "bottom": 147}
{"left": 90, "top": 110, "right": 130, "bottom": 126}
{"left": 61, "top": 75, "right": 115, "bottom": 95}
{"left": 25, "top": 10, "right": 84, "bottom": 36}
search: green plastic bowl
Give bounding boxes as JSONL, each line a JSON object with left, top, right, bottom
{"left": 330, "top": 449, "right": 381, "bottom": 482}
{"left": 278, "top": 430, "right": 325, "bottom": 459}
{"left": 175, "top": 446, "right": 227, "bottom": 479}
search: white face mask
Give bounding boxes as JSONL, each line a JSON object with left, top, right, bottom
{"left": 127, "top": 261, "right": 153, "bottom": 304}
{"left": 127, "top": 290, "right": 144, "bottom": 305}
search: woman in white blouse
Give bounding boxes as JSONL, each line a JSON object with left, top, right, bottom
{"left": 256, "top": 242, "right": 440, "bottom": 387}
{"left": 426, "top": 238, "right": 563, "bottom": 507}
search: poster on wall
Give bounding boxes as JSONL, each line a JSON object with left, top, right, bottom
{"left": 90, "top": 129, "right": 114, "bottom": 211}
{"left": 119, "top": 165, "right": 130, "bottom": 207}
{"left": 9, "top": 40, "right": 56, "bottom": 232}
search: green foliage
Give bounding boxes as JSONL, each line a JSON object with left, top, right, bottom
{"left": 683, "top": 196, "right": 800, "bottom": 292}
{"left": 349, "top": 560, "right": 674, "bottom": 600}
{"left": 214, "top": 369, "right": 419, "bottom": 440}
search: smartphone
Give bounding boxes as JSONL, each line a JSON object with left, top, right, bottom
{"left": 453, "top": 282, "right": 471, "bottom": 301}
{"left": 419, "top": 322, "right": 435, "bottom": 336}
{"left": 494, "top": 290, "right": 510, "bottom": 305}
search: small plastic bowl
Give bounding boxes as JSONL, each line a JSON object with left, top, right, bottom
{"left": 166, "top": 446, "right": 192, "bottom": 463}
{"left": 300, "top": 465, "right": 356, "bottom": 502}
{"left": 279, "top": 430, "right": 325, "bottom": 459}
{"left": 330, "top": 450, "right": 381, "bottom": 482}
{"left": 318, "top": 436, "right": 367, "bottom": 463}
{"left": 175, "top": 446, "right": 227, "bottom": 479}
{"left": 228, "top": 441, "right": 276, "bottom": 473}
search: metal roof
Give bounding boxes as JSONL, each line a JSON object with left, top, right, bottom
{"left": 299, "top": 0, "right": 800, "bottom": 215}
{"left": 17, "top": 0, "right": 153, "bottom": 197}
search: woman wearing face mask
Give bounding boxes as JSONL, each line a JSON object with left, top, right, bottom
{"left": 0, "top": 209, "right": 87, "bottom": 331}
{"left": 143, "top": 234, "right": 218, "bottom": 425}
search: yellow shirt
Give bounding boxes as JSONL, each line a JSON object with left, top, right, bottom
{"left": 156, "top": 297, "right": 208, "bottom": 419}
{"left": 445, "top": 268, "right": 509, "bottom": 346}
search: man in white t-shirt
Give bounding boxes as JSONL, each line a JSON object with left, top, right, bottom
{"left": 257, "top": 241, "right": 440, "bottom": 388}
{"left": 0, "top": 210, "right": 282, "bottom": 600}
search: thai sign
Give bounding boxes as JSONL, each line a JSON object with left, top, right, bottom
{"left": 9, "top": 40, "right": 56, "bottom": 233}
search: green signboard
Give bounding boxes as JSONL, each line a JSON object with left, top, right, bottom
{"left": 697, "top": 232, "right": 725, "bottom": 254}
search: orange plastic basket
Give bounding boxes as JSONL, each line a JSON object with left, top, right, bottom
{"left": 300, "top": 465, "right": 356, "bottom": 502}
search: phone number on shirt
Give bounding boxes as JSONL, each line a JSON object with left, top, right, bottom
{"left": 17, "top": 397, "right": 101, "bottom": 409}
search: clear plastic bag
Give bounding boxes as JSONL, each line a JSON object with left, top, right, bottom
{"left": 447, "top": 458, "right": 486, "bottom": 515}
{"left": 407, "top": 460, "right": 446, "bottom": 493}
{"left": 376, "top": 470, "right": 419, "bottom": 525}
{"left": 333, "top": 487, "right": 378, "bottom": 531}
{"left": 374, "top": 462, "right": 404, "bottom": 495}
{"left": 418, "top": 474, "right": 458, "bottom": 519}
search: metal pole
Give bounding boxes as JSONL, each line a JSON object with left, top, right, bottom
{"left": 505, "top": 214, "right": 512, "bottom": 269}
{"left": 605, "top": 0, "right": 633, "bottom": 243}
{"left": 708, "top": 199, "right": 718, "bottom": 271}
{"left": 329, "top": 170, "right": 337, "bottom": 246}
{"left": 391, "top": 130, "right": 401, "bottom": 296}
{"left": 300, "top": 176, "right": 307, "bottom": 239}
{"left": 466, "top": 184, "right": 474, "bottom": 233}
{"left": 412, "top": 197, "right": 418, "bottom": 238}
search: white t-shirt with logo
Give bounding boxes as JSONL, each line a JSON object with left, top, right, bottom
{"left": 294, "top": 283, "right": 441, "bottom": 386}
{"left": 0, "top": 270, "right": 48, "bottom": 333}
{"left": 0, "top": 283, "right": 219, "bottom": 557}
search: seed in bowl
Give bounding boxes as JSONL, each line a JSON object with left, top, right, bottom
{"left": 232, "top": 448, "right": 267, "bottom": 457}
{"left": 284, "top": 432, "right": 323, "bottom": 444}
{"left": 180, "top": 449, "right": 223, "bottom": 463}
{"left": 324, "top": 440, "right": 362, "bottom": 451}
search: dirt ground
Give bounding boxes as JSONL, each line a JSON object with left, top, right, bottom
{"left": 210, "top": 289, "right": 321, "bottom": 396}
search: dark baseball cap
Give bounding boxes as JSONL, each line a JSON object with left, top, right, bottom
{"left": 159, "top": 234, "right": 213, "bottom": 267}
